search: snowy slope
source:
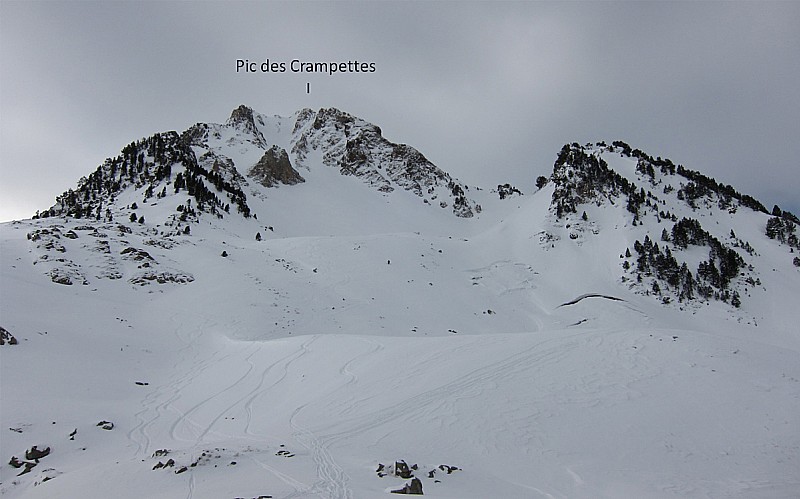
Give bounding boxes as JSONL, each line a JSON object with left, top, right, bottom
{"left": 1, "top": 110, "right": 799, "bottom": 498}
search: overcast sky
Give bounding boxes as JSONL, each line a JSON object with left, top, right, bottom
{"left": 1, "top": 1, "right": 798, "bottom": 222}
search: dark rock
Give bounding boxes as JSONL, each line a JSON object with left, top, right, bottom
{"left": 50, "top": 273, "right": 72, "bottom": 285}
{"left": 376, "top": 463, "right": 385, "bottom": 473}
{"left": 97, "top": 421, "right": 114, "bottom": 430}
{"left": 175, "top": 466, "right": 188, "bottom": 474}
{"left": 248, "top": 146, "right": 305, "bottom": 188}
{"left": 0, "top": 326, "right": 18, "bottom": 345}
{"left": 120, "top": 247, "right": 154, "bottom": 261}
{"left": 497, "top": 183, "right": 523, "bottom": 199}
{"left": 18, "top": 461, "right": 37, "bottom": 476}
{"left": 395, "top": 460, "right": 413, "bottom": 479}
{"left": 438, "top": 464, "right": 459, "bottom": 474}
{"left": 391, "top": 477, "right": 423, "bottom": 495}
{"left": 227, "top": 105, "right": 268, "bottom": 147}
{"left": 25, "top": 446, "right": 51, "bottom": 461}
{"left": 129, "top": 271, "right": 194, "bottom": 286}
{"left": 9, "top": 456, "right": 24, "bottom": 468}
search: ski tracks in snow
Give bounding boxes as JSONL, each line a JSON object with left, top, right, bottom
{"left": 290, "top": 404, "right": 352, "bottom": 499}
{"left": 327, "top": 333, "right": 582, "bottom": 442}
{"left": 169, "top": 342, "right": 262, "bottom": 444}
{"left": 286, "top": 332, "right": 603, "bottom": 499}
{"left": 130, "top": 325, "right": 638, "bottom": 499}
{"left": 239, "top": 335, "right": 317, "bottom": 438}
{"left": 285, "top": 337, "right": 385, "bottom": 499}
{"left": 127, "top": 317, "right": 234, "bottom": 457}
{"left": 250, "top": 454, "right": 312, "bottom": 497}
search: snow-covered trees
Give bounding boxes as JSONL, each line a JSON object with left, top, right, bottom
{"left": 631, "top": 217, "right": 746, "bottom": 305}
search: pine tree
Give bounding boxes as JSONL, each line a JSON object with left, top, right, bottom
{"left": 255, "top": 232, "right": 262, "bottom": 241}
{"left": 731, "top": 291, "right": 741, "bottom": 308}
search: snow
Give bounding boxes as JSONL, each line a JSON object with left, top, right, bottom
{"left": 1, "top": 117, "right": 799, "bottom": 498}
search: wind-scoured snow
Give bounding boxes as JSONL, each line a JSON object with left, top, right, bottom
{"left": 1, "top": 114, "right": 799, "bottom": 498}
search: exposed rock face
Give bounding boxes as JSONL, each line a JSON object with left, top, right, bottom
{"left": 292, "top": 107, "right": 478, "bottom": 217}
{"left": 497, "top": 183, "right": 522, "bottom": 200}
{"left": 227, "top": 104, "right": 268, "bottom": 148}
{"left": 248, "top": 146, "right": 305, "bottom": 188}
{"left": 391, "top": 477, "right": 423, "bottom": 495}
{"left": 25, "top": 446, "right": 51, "bottom": 461}
{"left": 1, "top": 326, "right": 18, "bottom": 345}
{"left": 395, "top": 460, "right": 413, "bottom": 479}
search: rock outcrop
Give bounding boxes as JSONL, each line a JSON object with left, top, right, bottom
{"left": 248, "top": 146, "right": 305, "bottom": 187}
{"left": 1, "top": 326, "right": 18, "bottom": 345}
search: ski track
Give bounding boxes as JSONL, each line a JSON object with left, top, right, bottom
{"left": 183, "top": 343, "right": 263, "bottom": 445}
{"left": 282, "top": 337, "right": 390, "bottom": 499}
{"left": 284, "top": 330, "right": 609, "bottom": 499}
{"left": 127, "top": 317, "right": 231, "bottom": 456}
{"left": 341, "top": 330, "right": 594, "bottom": 435}
{"left": 287, "top": 338, "right": 353, "bottom": 499}
{"left": 127, "top": 343, "right": 234, "bottom": 455}
{"left": 251, "top": 454, "right": 311, "bottom": 497}
{"left": 240, "top": 335, "right": 320, "bottom": 438}
{"left": 290, "top": 405, "right": 352, "bottom": 499}
{"left": 186, "top": 471, "right": 195, "bottom": 499}
{"left": 334, "top": 338, "right": 384, "bottom": 417}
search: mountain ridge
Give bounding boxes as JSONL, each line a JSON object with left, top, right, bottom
{"left": 2, "top": 106, "right": 799, "bottom": 498}
{"left": 26, "top": 107, "right": 800, "bottom": 312}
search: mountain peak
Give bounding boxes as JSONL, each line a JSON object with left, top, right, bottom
{"left": 228, "top": 104, "right": 255, "bottom": 125}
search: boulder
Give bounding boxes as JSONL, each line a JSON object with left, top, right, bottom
{"left": 25, "top": 446, "right": 51, "bottom": 461}
{"left": 248, "top": 146, "right": 305, "bottom": 187}
{"left": 391, "top": 477, "right": 423, "bottom": 495}
{"left": 0, "top": 326, "right": 18, "bottom": 345}
{"left": 395, "top": 460, "right": 413, "bottom": 479}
